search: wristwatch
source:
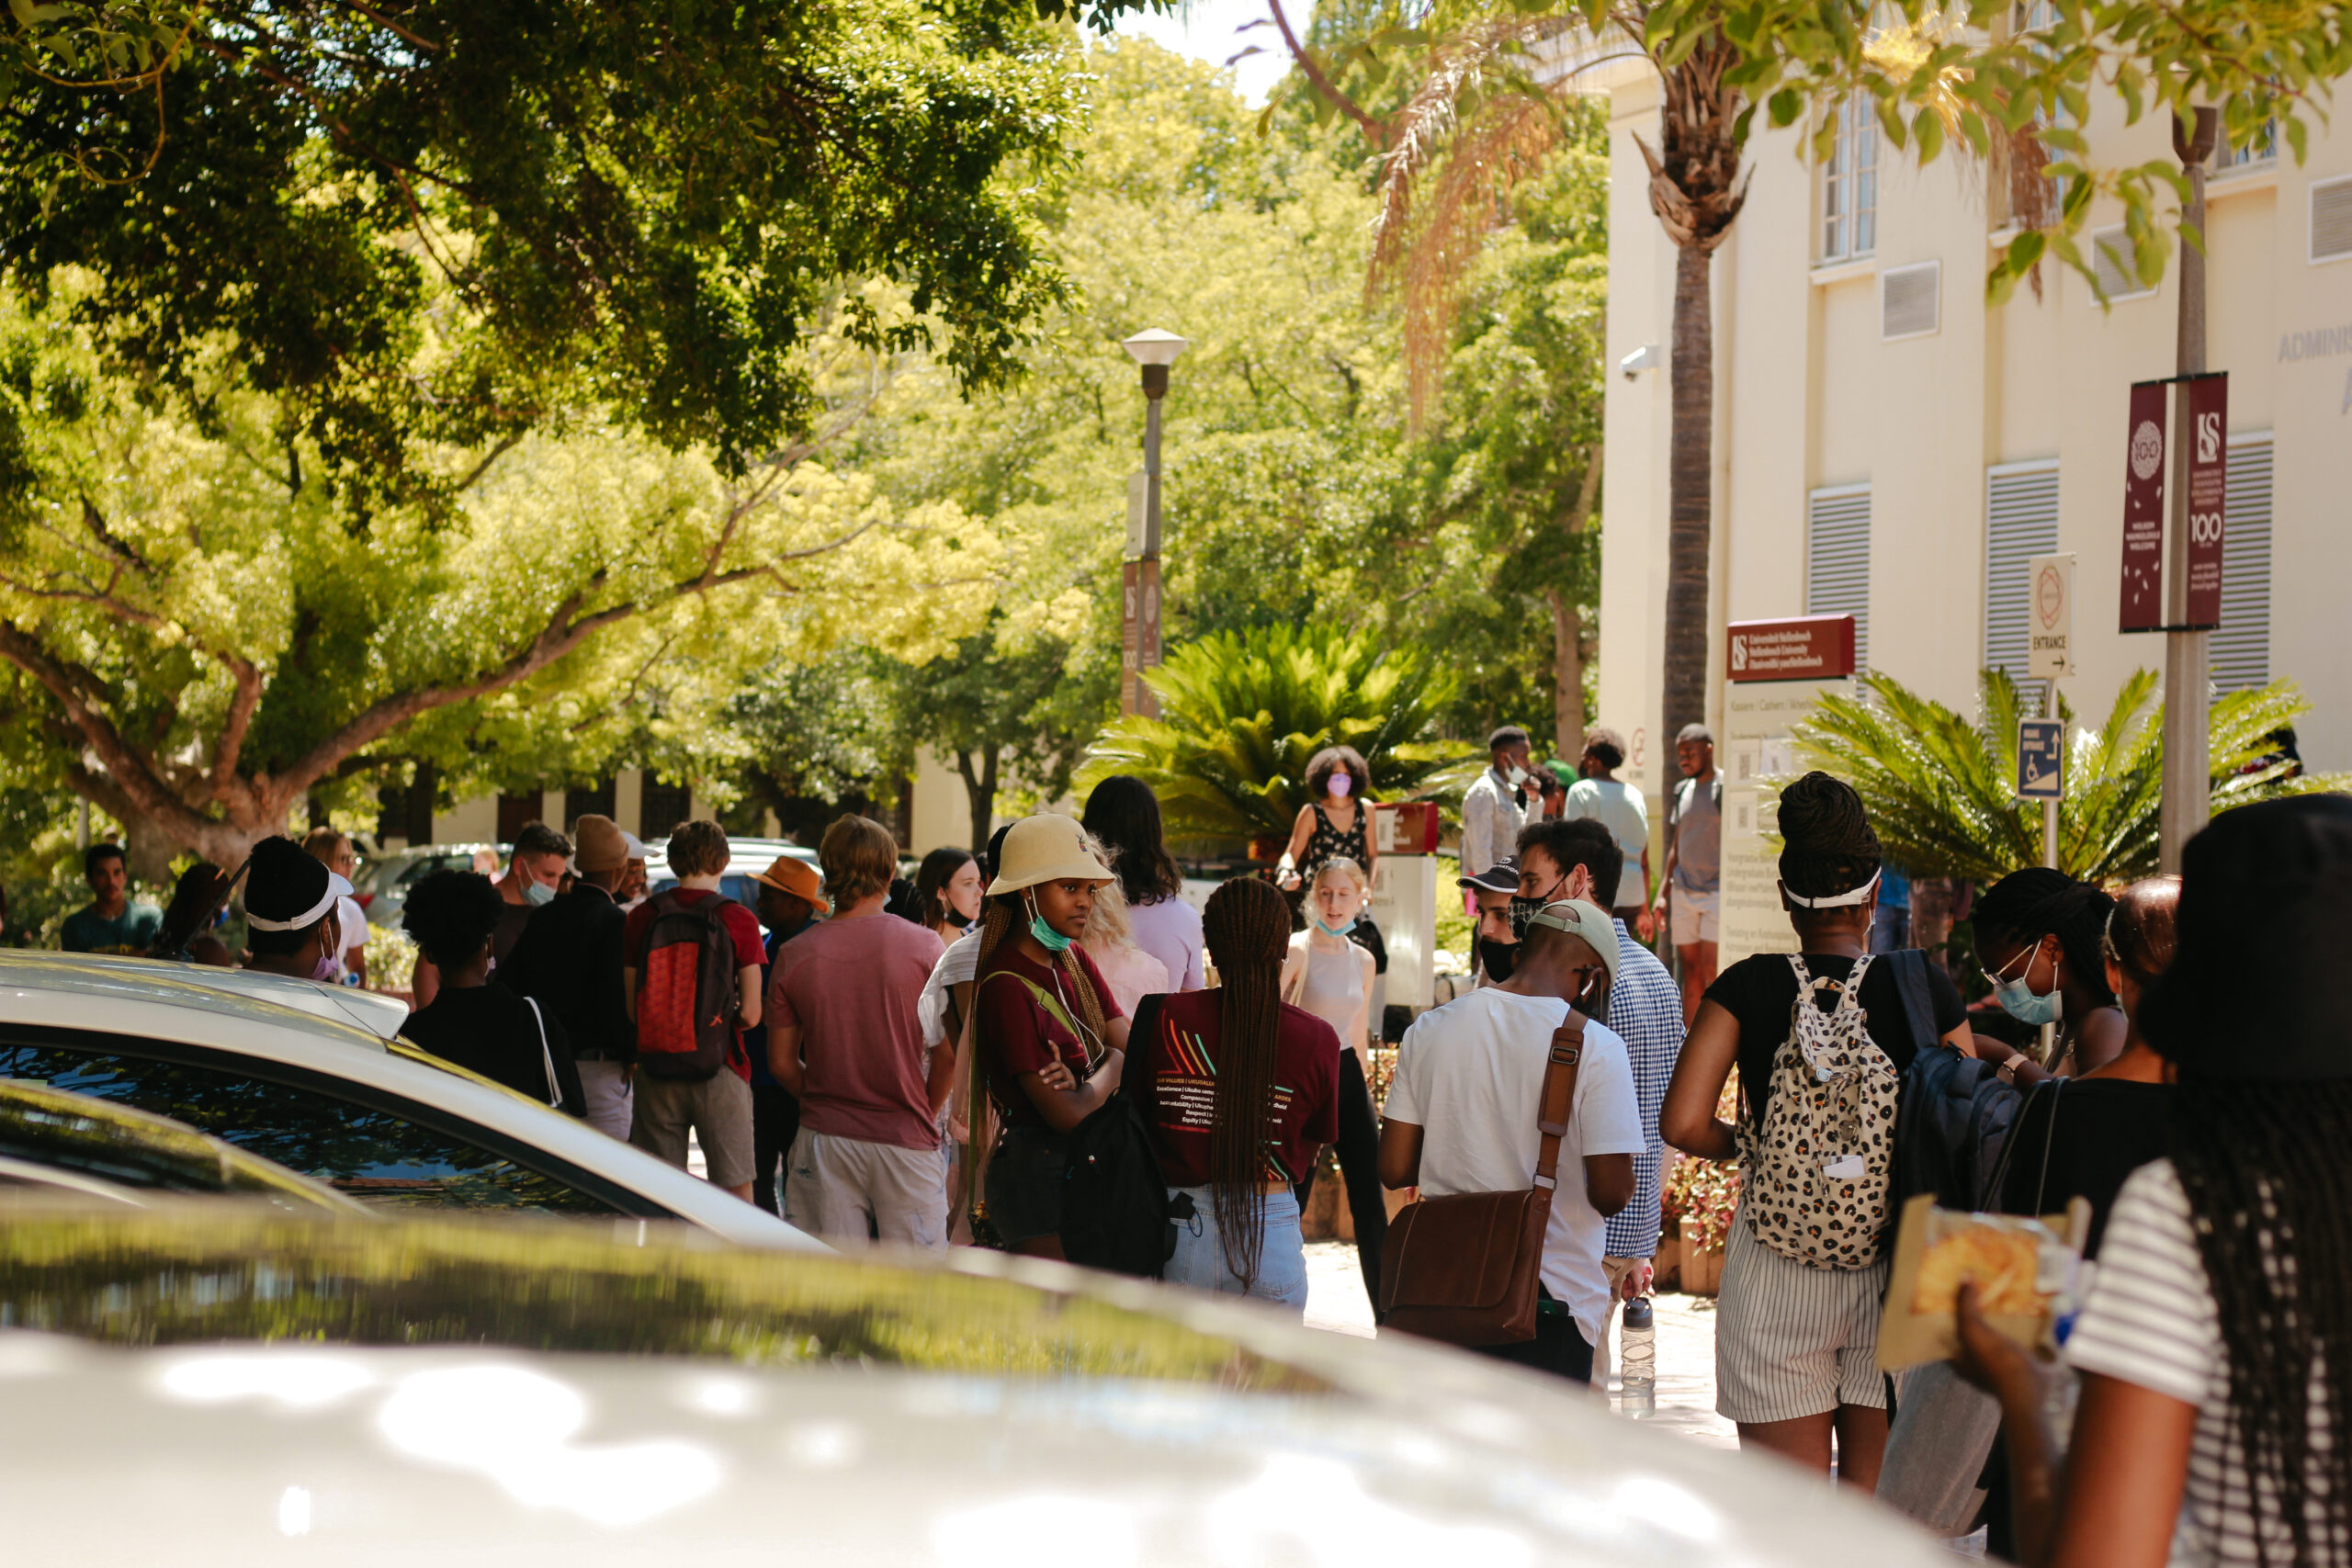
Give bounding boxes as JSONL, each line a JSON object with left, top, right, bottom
{"left": 1996, "top": 1055, "right": 2022, "bottom": 1085}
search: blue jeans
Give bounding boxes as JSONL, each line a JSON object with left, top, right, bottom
{"left": 1165, "top": 1186, "right": 1308, "bottom": 1311}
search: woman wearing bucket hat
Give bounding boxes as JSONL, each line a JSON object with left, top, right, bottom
{"left": 967, "top": 814, "right": 1129, "bottom": 1258}
{"left": 1956, "top": 795, "right": 2352, "bottom": 1568}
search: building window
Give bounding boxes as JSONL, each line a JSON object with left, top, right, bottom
{"left": 1822, "top": 97, "right": 1878, "bottom": 263}
{"left": 2089, "top": 225, "right": 2159, "bottom": 302}
{"left": 1984, "top": 461, "right": 2061, "bottom": 686}
{"left": 2211, "top": 116, "right": 2278, "bottom": 176}
{"left": 2212, "top": 435, "right": 2274, "bottom": 692}
{"left": 1807, "top": 485, "right": 1873, "bottom": 669}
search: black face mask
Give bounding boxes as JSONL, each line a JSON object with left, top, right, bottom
{"left": 1477, "top": 937, "right": 1519, "bottom": 984}
{"left": 1508, "top": 876, "right": 1569, "bottom": 942}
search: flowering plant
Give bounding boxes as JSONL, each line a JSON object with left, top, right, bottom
{"left": 1663, "top": 1157, "right": 1741, "bottom": 1254}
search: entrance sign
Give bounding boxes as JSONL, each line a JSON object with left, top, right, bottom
{"left": 2182, "top": 375, "right": 2229, "bottom": 627}
{"left": 2027, "top": 553, "right": 2075, "bottom": 679}
{"left": 2018, "top": 719, "right": 2064, "bottom": 800}
{"left": 1727, "top": 615, "right": 1858, "bottom": 682}
{"left": 2120, "top": 381, "right": 2167, "bottom": 631}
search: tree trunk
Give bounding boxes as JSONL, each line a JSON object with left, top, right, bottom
{"left": 1548, "top": 588, "right": 1586, "bottom": 758}
{"left": 1661, "top": 240, "right": 1714, "bottom": 776}
{"left": 956, "top": 749, "right": 1001, "bottom": 854}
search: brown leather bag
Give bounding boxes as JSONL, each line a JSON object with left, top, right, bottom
{"left": 1377, "top": 1017, "right": 1584, "bottom": 1347}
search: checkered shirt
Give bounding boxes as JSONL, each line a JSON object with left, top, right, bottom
{"left": 1602, "top": 918, "right": 1687, "bottom": 1259}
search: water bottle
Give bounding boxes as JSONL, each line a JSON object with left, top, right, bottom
{"left": 1619, "top": 1296, "right": 1657, "bottom": 1417}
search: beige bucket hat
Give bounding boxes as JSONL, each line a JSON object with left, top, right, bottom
{"left": 986, "top": 814, "right": 1114, "bottom": 897}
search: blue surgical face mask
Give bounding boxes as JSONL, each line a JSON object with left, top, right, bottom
{"left": 523, "top": 878, "right": 558, "bottom": 908}
{"left": 1989, "top": 942, "right": 2064, "bottom": 1027}
{"left": 1316, "top": 916, "right": 1357, "bottom": 937}
{"left": 1026, "top": 896, "right": 1073, "bottom": 955}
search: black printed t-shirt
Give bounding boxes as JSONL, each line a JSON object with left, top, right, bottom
{"left": 1702, "top": 952, "right": 1965, "bottom": 1129}
{"left": 1133, "top": 989, "right": 1340, "bottom": 1188}
{"left": 1997, "top": 1077, "right": 2175, "bottom": 1257}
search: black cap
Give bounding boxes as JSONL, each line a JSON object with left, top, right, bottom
{"left": 1456, "top": 857, "right": 1520, "bottom": 894}
{"left": 2140, "top": 795, "right": 2352, "bottom": 1082}
{"left": 243, "top": 836, "right": 345, "bottom": 931}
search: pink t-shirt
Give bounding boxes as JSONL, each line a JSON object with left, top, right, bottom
{"left": 766, "top": 913, "right": 947, "bottom": 1149}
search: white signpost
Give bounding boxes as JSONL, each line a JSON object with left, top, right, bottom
{"left": 2026, "top": 552, "right": 2075, "bottom": 680}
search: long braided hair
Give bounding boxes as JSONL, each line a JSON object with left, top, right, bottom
{"left": 2172, "top": 1077, "right": 2352, "bottom": 1563}
{"left": 1973, "top": 867, "right": 2119, "bottom": 1010}
{"left": 1200, "top": 876, "right": 1291, "bottom": 1290}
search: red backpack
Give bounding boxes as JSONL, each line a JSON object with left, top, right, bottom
{"left": 634, "top": 890, "right": 741, "bottom": 1080}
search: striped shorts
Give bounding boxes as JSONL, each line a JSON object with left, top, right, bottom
{"left": 1714, "top": 1209, "right": 1891, "bottom": 1424}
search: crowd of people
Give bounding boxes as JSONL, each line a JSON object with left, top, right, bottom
{"left": 21, "top": 720, "right": 2352, "bottom": 1568}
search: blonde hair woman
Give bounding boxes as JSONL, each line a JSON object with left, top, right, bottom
{"left": 1276, "top": 857, "right": 1390, "bottom": 1310}
{"left": 1080, "top": 848, "right": 1173, "bottom": 1016}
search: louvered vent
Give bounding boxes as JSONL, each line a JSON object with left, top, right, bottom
{"left": 1880, "top": 260, "right": 1941, "bottom": 340}
{"left": 2212, "top": 436, "right": 2274, "bottom": 692}
{"left": 1807, "top": 486, "right": 1873, "bottom": 670}
{"left": 2313, "top": 176, "right": 2352, "bottom": 264}
{"left": 1984, "top": 463, "right": 2061, "bottom": 685}
{"left": 2089, "top": 227, "right": 2155, "bottom": 301}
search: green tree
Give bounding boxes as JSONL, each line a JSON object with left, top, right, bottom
{"left": 1079, "top": 624, "right": 1476, "bottom": 859}
{"left": 1790, "top": 669, "right": 2344, "bottom": 885}
{"left": 880, "top": 619, "right": 1095, "bottom": 852}
{"left": 0, "top": 287, "right": 1001, "bottom": 862}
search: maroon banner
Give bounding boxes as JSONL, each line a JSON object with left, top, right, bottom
{"left": 2119, "top": 379, "right": 2167, "bottom": 632}
{"left": 2183, "top": 374, "right": 2228, "bottom": 628}
{"left": 1727, "top": 615, "right": 1857, "bottom": 682}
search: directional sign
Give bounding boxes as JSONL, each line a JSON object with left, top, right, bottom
{"left": 2018, "top": 718, "right": 2064, "bottom": 801}
{"left": 2027, "top": 553, "right": 2075, "bottom": 679}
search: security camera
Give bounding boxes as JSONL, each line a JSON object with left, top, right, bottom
{"left": 1619, "top": 344, "right": 1660, "bottom": 380}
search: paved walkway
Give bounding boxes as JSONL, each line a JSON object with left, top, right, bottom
{"left": 1303, "top": 1241, "right": 1736, "bottom": 1449}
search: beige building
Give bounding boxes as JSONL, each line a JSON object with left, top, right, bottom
{"left": 1594, "top": 65, "right": 2352, "bottom": 814}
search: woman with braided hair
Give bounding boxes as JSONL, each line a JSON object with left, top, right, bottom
{"left": 1969, "top": 867, "right": 2128, "bottom": 1079}
{"left": 1956, "top": 796, "right": 2352, "bottom": 1567}
{"left": 969, "top": 815, "right": 1128, "bottom": 1259}
{"left": 1129, "top": 875, "right": 1339, "bottom": 1308}
{"left": 1661, "top": 771, "right": 1973, "bottom": 1483}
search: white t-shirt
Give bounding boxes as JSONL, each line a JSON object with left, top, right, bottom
{"left": 1384, "top": 987, "right": 1644, "bottom": 1341}
{"left": 917, "top": 930, "right": 983, "bottom": 1049}
{"left": 1564, "top": 778, "right": 1649, "bottom": 866}
{"left": 333, "top": 896, "right": 368, "bottom": 977}
{"left": 2066, "top": 1158, "right": 2332, "bottom": 1566}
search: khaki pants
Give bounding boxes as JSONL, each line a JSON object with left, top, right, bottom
{"left": 629, "top": 1067, "right": 755, "bottom": 1190}
{"left": 785, "top": 1129, "right": 949, "bottom": 1251}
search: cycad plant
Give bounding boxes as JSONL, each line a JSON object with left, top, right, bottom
{"left": 1791, "top": 669, "right": 2342, "bottom": 885}
{"left": 1078, "top": 625, "right": 1478, "bottom": 859}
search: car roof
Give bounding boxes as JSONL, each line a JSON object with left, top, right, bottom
{"left": 0, "top": 1210, "right": 1950, "bottom": 1566}
{"left": 644, "top": 837, "right": 816, "bottom": 874}
{"left": 0, "top": 952, "right": 821, "bottom": 1252}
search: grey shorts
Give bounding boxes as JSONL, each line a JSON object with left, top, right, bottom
{"left": 783, "top": 1129, "right": 948, "bottom": 1251}
{"left": 1714, "top": 1210, "right": 1890, "bottom": 1424}
{"left": 985, "top": 1125, "right": 1070, "bottom": 1246}
{"left": 628, "top": 1066, "right": 755, "bottom": 1190}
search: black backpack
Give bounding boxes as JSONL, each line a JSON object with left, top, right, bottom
{"left": 1057, "top": 994, "right": 1194, "bottom": 1278}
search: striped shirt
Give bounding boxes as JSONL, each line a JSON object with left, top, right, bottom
{"left": 2067, "top": 1158, "right": 2333, "bottom": 1566}
{"left": 1601, "top": 918, "right": 1686, "bottom": 1259}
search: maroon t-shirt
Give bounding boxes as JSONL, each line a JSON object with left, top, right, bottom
{"left": 978, "top": 943, "right": 1125, "bottom": 1130}
{"left": 766, "top": 912, "right": 946, "bottom": 1150}
{"left": 624, "top": 888, "right": 766, "bottom": 1079}
{"left": 1133, "top": 989, "right": 1341, "bottom": 1188}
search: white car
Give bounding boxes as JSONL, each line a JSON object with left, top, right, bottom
{"left": 0, "top": 1207, "right": 1949, "bottom": 1566}
{"left": 643, "top": 835, "right": 819, "bottom": 914}
{"left": 0, "top": 953, "right": 820, "bottom": 1251}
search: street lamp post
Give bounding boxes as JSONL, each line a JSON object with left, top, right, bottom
{"left": 2158, "top": 107, "right": 2220, "bottom": 874}
{"left": 1121, "top": 328, "right": 1187, "bottom": 717}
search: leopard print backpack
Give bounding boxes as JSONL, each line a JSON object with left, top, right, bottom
{"left": 1736, "top": 953, "right": 1901, "bottom": 1269}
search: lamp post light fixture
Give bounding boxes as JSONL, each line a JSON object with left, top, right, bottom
{"left": 1120, "top": 328, "right": 1187, "bottom": 716}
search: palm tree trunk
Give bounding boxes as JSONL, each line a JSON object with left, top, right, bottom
{"left": 1662, "top": 240, "right": 1714, "bottom": 758}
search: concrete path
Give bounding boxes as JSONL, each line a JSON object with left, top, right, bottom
{"left": 1303, "top": 1241, "right": 1737, "bottom": 1450}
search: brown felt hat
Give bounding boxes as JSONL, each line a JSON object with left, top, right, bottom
{"left": 751, "top": 855, "right": 828, "bottom": 913}
{"left": 573, "top": 814, "right": 628, "bottom": 874}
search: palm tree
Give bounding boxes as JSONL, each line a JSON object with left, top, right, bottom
{"left": 1789, "top": 669, "right": 2342, "bottom": 885}
{"left": 1078, "top": 623, "right": 1477, "bottom": 859}
{"left": 1264, "top": 1, "right": 1748, "bottom": 784}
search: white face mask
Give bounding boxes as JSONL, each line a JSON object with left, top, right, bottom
{"left": 1505, "top": 765, "right": 1530, "bottom": 788}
